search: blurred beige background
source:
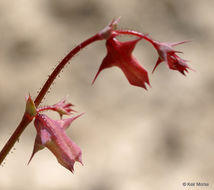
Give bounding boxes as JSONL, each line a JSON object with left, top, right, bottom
{"left": 0, "top": 0, "right": 213, "bottom": 190}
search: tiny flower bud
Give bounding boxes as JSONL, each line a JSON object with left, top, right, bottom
{"left": 52, "top": 98, "right": 75, "bottom": 118}
{"left": 98, "top": 17, "right": 121, "bottom": 39}
{"left": 25, "top": 95, "right": 37, "bottom": 119}
{"left": 150, "top": 40, "right": 192, "bottom": 75}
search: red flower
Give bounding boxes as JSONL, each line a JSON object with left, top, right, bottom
{"left": 92, "top": 37, "right": 150, "bottom": 89}
{"left": 28, "top": 113, "right": 83, "bottom": 173}
{"left": 151, "top": 40, "right": 191, "bottom": 75}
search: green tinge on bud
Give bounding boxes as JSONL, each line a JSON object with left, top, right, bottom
{"left": 25, "top": 95, "right": 37, "bottom": 118}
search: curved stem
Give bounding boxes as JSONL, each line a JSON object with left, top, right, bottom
{"left": 0, "top": 33, "right": 102, "bottom": 165}
{"left": 34, "top": 34, "right": 101, "bottom": 107}
{"left": 116, "top": 30, "right": 156, "bottom": 46}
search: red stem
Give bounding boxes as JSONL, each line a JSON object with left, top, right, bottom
{"left": 34, "top": 34, "right": 101, "bottom": 107}
{"left": 0, "top": 114, "right": 33, "bottom": 164}
{"left": 0, "top": 33, "right": 102, "bottom": 165}
{"left": 0, "top": 29, "right": 155, "bottom": 165}
{"left": 116, "top": 30, "right": 156, "bottom": 46}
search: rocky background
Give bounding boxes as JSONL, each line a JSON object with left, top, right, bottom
{"left": 0, "top": 0, "right": 213, "bottom": 190}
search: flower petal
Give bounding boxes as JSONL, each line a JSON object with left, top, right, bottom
{"left": 92, "top": 54, "right": 115, "bottom": 85}
{"left": 118, "top": 56, "right": 150, "bottom": 89}
{"left": 28, "top": 135, "right": 44, "bottom": 165}
{"left": 56, "top": 113, "right": 84, "bottom": 130}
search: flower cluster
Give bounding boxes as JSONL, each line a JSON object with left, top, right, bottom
{"left": 92, "top": 18, "right": 192, "bottom": 90}
{"left": 26, "top": 19, "right": 192, "bottom": 173}
{"left": 0, "top": 18, "right": 193, "bottom": 174}
{"left": 25, "top": 19, "right": 192, "bottom": 173}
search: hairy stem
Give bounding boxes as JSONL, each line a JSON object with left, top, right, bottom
{"left": 0, "top": 114, "right": 33, "bottom": 164}
{"left": 34, "top": 34, "right": 101, "bottom": 107}
{"left": 0, "top": 33, "right": 102, "bottom": 165}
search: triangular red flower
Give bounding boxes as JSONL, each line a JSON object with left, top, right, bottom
{"left": 92, "top": 37, "right": 150, "bottom": 89}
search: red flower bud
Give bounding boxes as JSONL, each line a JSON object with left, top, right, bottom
{"left": 151, "top": 40, "right": 192, "bottom": 75}
{"left": 25, "top": 95, "right": 37, "bottom": 120}
{"left": 51, "top": 98, "right": 75, "bottom": 118}
{"left": 36, "top": 98, "right": 76, "bottom": 118}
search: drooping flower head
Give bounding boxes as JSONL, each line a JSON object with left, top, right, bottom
{"left": 92, "top": 36, "right": 150, "bottom": 89}
{"left": 93, "top": 19, "right": 150, "bottom": 89}
{"left": 26, "top": 96, "right": 83, "bottom": 173}
{"left": 92, "top": 18, "right": 193, "bottom": 89}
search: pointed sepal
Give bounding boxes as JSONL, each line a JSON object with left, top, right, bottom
{"left": 56, "top": 113, "right": 84, "bottom": 130}
{"left": 28, "top": 135, "right": 44, "bottom": 165}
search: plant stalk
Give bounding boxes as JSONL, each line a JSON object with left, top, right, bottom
{"left": 0, "top": 33, "right": 102, "bottom": 165}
